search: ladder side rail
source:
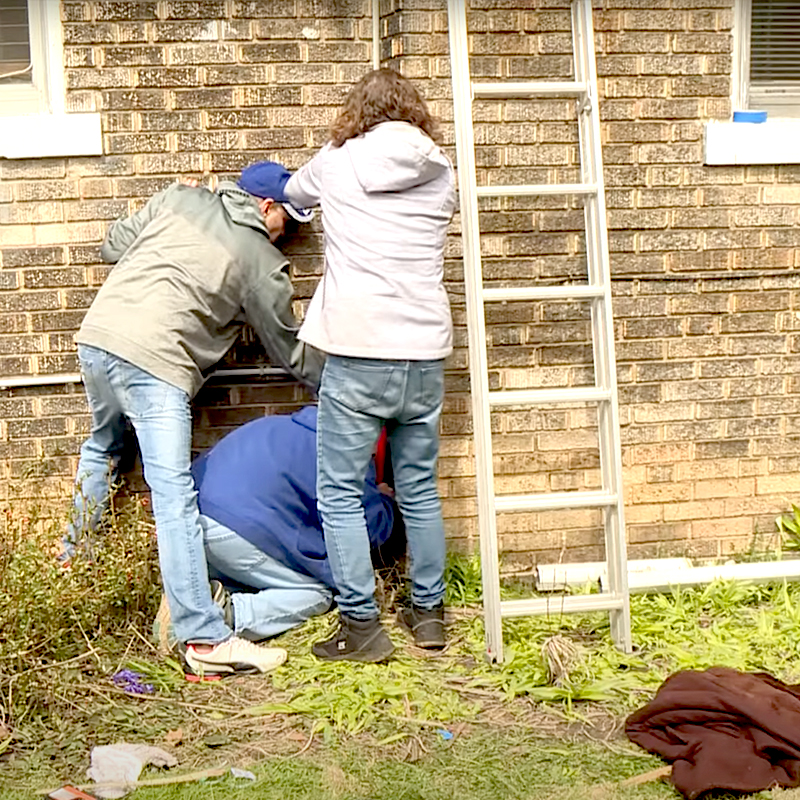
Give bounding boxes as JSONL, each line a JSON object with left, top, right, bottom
{"left": 371, "top": 0, "right": 380, "bottom": 70}
{"left": 572, "top": 1, "right": 615, "bottom": 535}
{"left": 574, "top": 0, "right": 632, "bottom": 652}
{"left": 446, "top": 0, "right": 505, "bottom": 663}
{"left": 573, "top": 0, "right": 613, "bottom": 513}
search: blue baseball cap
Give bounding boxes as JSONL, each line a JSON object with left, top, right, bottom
{"left": 238, "top": 161, "right": 314, "bottom": 223}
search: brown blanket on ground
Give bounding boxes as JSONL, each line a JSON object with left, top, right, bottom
{"left": 626, "top": 667, "right": 800, "bottom": 799}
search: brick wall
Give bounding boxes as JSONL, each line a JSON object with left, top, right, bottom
{"left": 0, "top": 0, "right": 799, "bottom": 569}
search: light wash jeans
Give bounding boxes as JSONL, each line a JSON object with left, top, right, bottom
{"left": 69, "top": 344, "right": 230, "bottom": 644}
{"left": 202, "top": 515, "right": 334, "bottom": 640}
{"left": 317, "top": 355, "right": 447, "bottom": 620}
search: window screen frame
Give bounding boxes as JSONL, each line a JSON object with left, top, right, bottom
{"left": 734, "top": 0, "right": 800, "bottom": 118}
{"left": 0, "top": 0, "right": 32, "bottom": 80}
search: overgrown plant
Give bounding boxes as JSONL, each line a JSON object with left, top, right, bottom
{"left": 444, "top": 551, "right": 483, "bottom": 605}
{"left": 232, "top": 562, "right": 800, "bottom": 737}
{"left": 9, "top": 523, "right": 800, "bottom": 783}
{"left": 0, "top": 492, "right": 161, "bottom": 728}
{"left": 776, "top": 504, "right": 800, "bottom": 551}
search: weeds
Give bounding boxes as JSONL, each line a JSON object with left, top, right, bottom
{"left": 6, "top": 490, "right": 800, "bottom": 793}
{"left": 444, "top": 551, "right": 483, "bottom": 605}
{"left": 220, "top": 568, "right": 800, "bottom": 739}
{"left": 777, "top": 505, "right": 800, "bottom": 552}
{"left": 0, "top": 730, "right": 677, "bottom": 800}
{"left": 0, "top": 492, "right": 160, "bottom": 732}
{"left": 242, "top": 616, "right": 481, "bottom": 737}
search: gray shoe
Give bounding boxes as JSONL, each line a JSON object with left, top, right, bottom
{"left": 209, "top": 579, "right": 235, "bottom": 630}
{"left": 312, "top": 614, "right": 395, "bottom": 662}
{"left": 398, "top": 602, "right": 446, "bottom": 649}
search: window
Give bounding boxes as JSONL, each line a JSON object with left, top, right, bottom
{"left": 0, "top": 0, "right": 63, "bottom": 115}
{"left": 0, "top": 1, "right": 31, "bottom": 82}
{"left": 0, "top": 0, "right": 101, "bottom": 158}
{"left": 705, "top": 0, "right": 800, "bottom": 165}
{"left": 733, "top": 0, "right": 800, "bottom": 118}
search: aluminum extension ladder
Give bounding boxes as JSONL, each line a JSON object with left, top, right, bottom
{"left": 446, "top": 0, "right": 633, "bottom": 661}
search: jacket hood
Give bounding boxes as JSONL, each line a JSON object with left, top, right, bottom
{"left": 217, "top": 181, "right": 270, "bottom": 237}
{"left": 291, "top": 405, "right": 318, "bottom": 433}
{"left": 345, "top": 121, "right": 451, "bottom": 194}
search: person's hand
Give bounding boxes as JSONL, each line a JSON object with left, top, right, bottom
{"left": 377, "top": 483, "right": 395, "bottom": 499}
{"left": 177, "top": 177, "right": 199, "bottom": 187}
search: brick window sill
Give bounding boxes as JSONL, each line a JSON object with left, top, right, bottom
{"left": 0, "top": 113, "right": 102, "bottom": 160}
{"left": 704, "top": 119, "right": 800, "bottom": 166}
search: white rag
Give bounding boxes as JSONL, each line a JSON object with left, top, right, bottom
{"left": 86, "top": 743, "right": 178, "bottom": 799}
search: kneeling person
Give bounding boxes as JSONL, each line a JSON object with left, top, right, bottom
{"left": 192, "top": 405, "right": 396, "bottom": 641}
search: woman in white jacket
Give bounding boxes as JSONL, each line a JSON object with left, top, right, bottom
{"left": 261, "top": 69, "right": 456, "bottom": 661}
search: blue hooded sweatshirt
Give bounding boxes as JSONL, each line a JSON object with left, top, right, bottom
{"left": 191, "top": 405, "right": 395, "bottom": 587}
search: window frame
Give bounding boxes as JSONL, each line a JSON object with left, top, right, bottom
{"left": 0, "top": 0, "right": 65, "bottom": 116}
{"left": 705, "top": 0, "right": 800, "bottom": 165}
{"left": 0, "top": 0, "right": 101, "bottom": 159}
{"left": 731, "top": 0, "right": 750, "bottom": 112}
{"left": 732, "top": 0, "right": 800, "bottom": 118}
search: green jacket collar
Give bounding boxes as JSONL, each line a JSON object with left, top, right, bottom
{"left": 217, "top": 181, "right": 270, "bottom": 237}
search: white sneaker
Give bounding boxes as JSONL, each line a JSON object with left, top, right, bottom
{"left": 182, "top": 636, "right": 287, "bottom": 681}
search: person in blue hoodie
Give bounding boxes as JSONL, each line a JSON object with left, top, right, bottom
{"left": 189, "top": 405, "right": 397, "bottom": 641}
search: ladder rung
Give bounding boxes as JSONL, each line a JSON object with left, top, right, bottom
{"left": 494, "top": 489, "right": 618, "bottom": 513}
{"left": 473, "top": 80, "right": 588, "bottom": 99}
{"left": 483, "top": 285, "right": 604, "bottom": 302}
{"left": 476, "top": 183, "right": 597, "bottom": 198}
{"left": 488, "top": 386, "right": 611, "bottom": 407}
{"left": 500, "top": 593, "right": 625, "bottom": 618}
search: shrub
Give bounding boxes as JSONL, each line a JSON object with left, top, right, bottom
{"left": 0, "top": 493, "right": 161, "bottom": 727}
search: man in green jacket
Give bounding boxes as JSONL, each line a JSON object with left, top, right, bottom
{"left": 68, "top": 168, "right": 321, "bottom": 680}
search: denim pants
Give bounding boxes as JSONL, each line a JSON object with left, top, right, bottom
{"left": 317, "top": 355, "right": 447, "bottom": 620}
{"left": 69, "top": 344, "right": 230, "bottom": 644}
{"left": 202, "top": 515, "right": 334, "bottom": 640}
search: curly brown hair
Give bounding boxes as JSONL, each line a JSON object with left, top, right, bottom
{"left": 329, "top": 68, "right": 441, "bottom": 148}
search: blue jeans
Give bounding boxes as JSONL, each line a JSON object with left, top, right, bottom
{"left": 202, "top": 515, "right": 333, "bottom": 640}
{"left": 317, "top": 355, "right": 447, "bottom": 620}
{"left": 69, "top": 344, "right": 230, "bottom": 644}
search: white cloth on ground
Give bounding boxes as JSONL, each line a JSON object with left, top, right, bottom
{"left": 86, "top": 743, "right": 178, "bottom": 799}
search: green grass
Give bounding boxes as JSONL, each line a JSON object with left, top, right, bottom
{"left": 228, "top": 578, "right": 800, "bottom": 740}
{"left": 112, "top": 738, "right": 672, "bottom": 800}
{"left": 12, "top": 729, "right": 799, "bottom": 800}
{"left": 0, "top": 730, "right": 685, "bottom": 800}
{"left": 5, "top": 493, "right": 800, "bottom": 800}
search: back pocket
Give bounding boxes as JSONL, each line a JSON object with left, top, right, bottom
{"left": 326, "top": 358, "right": 396, "bottom": 414}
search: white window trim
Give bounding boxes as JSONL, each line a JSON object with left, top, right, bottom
{"left": 706, "top": 118, "right": 800, "bottom": 164}
{"left": 0, "top": 0, "right": 102, "bottom": 159}
{"left": 705, "top": 0, "right": 800, "bottom": 166}
{"left": 730, "top": 0, "right": 750, "bottom": 112}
